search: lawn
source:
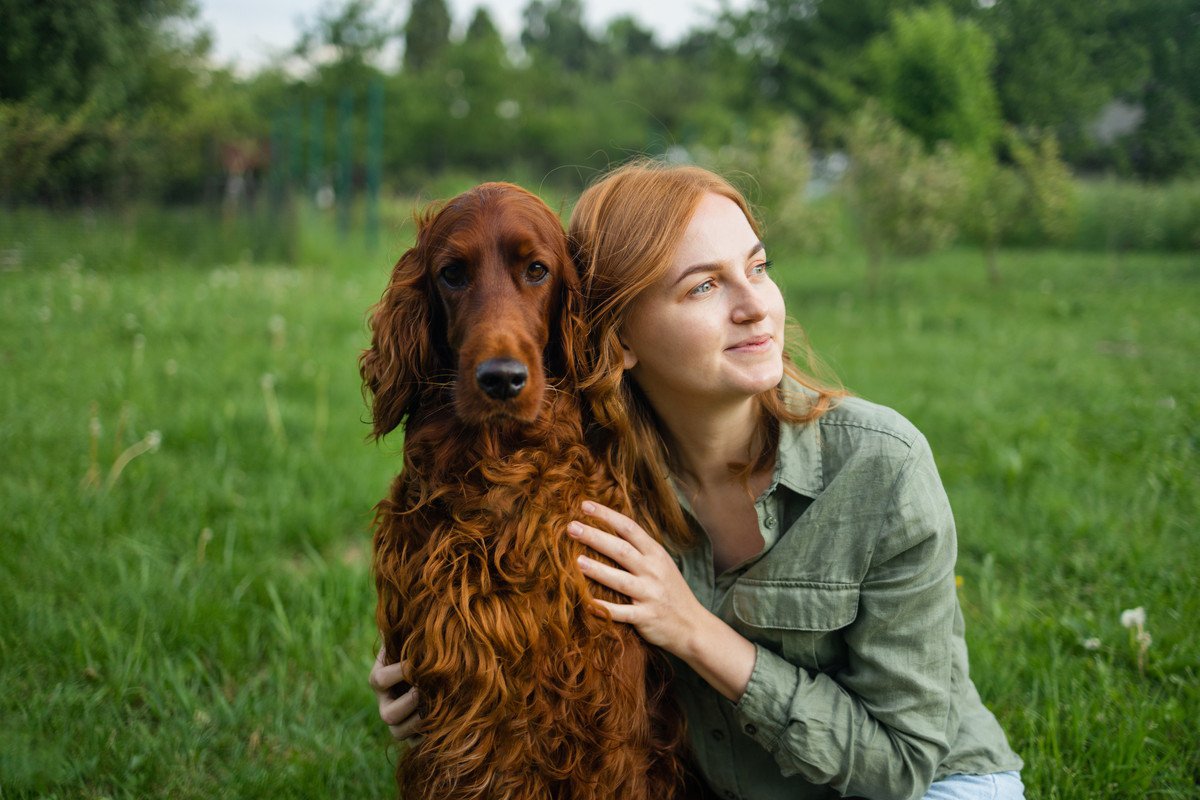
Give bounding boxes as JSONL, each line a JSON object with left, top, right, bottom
{"left": 1, "top": 206, "right": 1196, "bottom": 798}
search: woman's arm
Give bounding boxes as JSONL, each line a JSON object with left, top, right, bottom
{"left": 570, "top": 501, "right": 757, "bottom": 701}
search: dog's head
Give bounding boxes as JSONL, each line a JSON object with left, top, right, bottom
{"left": 360, "top": 183, "right": 583, "bottom": 437}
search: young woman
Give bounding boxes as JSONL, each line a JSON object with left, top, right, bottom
{"left": 369, "top": 162, "right": 1024, "bottom": 800}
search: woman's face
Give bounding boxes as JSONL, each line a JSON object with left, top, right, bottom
{"left": 620, "top": 192, "right": 786, "bottom": 406}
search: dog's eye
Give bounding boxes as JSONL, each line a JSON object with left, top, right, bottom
{"left": 525, "top": 262, "right": 550, "bottom": 284}
{"left": 439, "top": 264, "right": 468, "bottom": 289}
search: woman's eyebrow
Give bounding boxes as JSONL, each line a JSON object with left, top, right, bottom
{"left": 672, "top": 241, "right": 765, "bottom": 286}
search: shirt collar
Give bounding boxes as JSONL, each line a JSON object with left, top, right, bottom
{"left": 775, "top": 375, "right": 825, "bottom": 500}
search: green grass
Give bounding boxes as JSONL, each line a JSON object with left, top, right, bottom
{"left": 1, "top": 207, "right": 1197, "bottom": 798}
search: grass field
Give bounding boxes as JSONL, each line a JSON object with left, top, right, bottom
{"left": 1, "top": 205, "right": 1197, "bottom": 798}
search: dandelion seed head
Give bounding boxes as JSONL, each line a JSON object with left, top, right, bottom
{"left": 145, "top": 430, "right": 162, "bottom": 450}
{"left": 1121, "top": 607, "right": 1146, "bottom": 629}
{"left": 1136, "top": 631, "right": 1152, "bottom": 648}
{"left": 1083, "top": 637, "right": 1101, "bottom": 651}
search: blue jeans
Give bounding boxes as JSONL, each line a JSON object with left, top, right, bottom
{"left": 922, "top": 771, "right": 1026, "bottom": 800}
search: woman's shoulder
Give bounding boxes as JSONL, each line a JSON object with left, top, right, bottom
{"left": 781, "top": 376, "right": 926, "bottom": 453}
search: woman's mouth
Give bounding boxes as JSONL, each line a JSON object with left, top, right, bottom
{"left": 726, "top": 335, "right": 772, "bottom": 353}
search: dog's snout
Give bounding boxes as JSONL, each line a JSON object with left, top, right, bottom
{"left": 476, "top": 358, "right": 529, "bottom": 400}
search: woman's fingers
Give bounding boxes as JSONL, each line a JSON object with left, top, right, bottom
{"left": 380, "top": 683, "right": 419, "bottom": 724}
{"left": 568, "top": 520, "right": 640, "bottom": 568}
{"left": 577, "top": 554, "right": 640, "bottom": 598}
{"left": 580, "top": 500, "right": 658, "bottom": 554}
{"left": 369, "top": 650, "right": 411, "bottom": 698}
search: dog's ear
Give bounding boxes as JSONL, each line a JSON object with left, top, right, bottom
{"left": 551, "top": 248, "right": 589, "bottom": 387}
{"left": 360, "top": 238, "right": 438, "bottom": 439}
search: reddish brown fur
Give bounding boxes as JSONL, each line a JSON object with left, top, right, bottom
{"left": 360, "top": 183, "right": 693, "bottom": 799}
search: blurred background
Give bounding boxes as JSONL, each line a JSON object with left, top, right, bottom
{"left": 1, "top": 0, "right": 1196, "bottom": 797}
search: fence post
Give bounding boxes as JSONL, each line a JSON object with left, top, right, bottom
{"left": 337, "top": 89, "right": 353, "bottom": 238}
{"left": 366, "top": 80, "right": 383, "bottom": 250}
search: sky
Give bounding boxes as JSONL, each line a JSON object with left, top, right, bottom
{"left": 197, "top": 0, "right": 751, "bottom": 72}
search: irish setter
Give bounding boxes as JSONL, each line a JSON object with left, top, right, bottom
{"left": 360, "top": 183, "right": 692, "bottom": 800}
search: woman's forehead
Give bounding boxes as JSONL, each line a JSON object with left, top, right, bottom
{"left": 670, "top": 194, "right": 760, "bottom": 269}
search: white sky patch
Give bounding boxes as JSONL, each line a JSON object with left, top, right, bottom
{"left": 199, "top": 0, "right": 751, "bottom": 72}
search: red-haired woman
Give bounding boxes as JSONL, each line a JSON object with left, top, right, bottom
{"left": 370, "top": 161, "right": 1024, "bottom": 800}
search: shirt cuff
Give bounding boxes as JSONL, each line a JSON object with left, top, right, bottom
{"left": 731, "top": 643, "right": 802, "bottom": 752}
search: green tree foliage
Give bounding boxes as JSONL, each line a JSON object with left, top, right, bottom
{"left": 979, "top": 0, "right": 1149, "bottom": 164}
{"left": 843, "top": 102, "right": 967, "bottom": 289}
{"left": 727, "top": 0, "right": 975, "bottom": 142}
{"left": 404, "top": 0, "right": 452, "bottom": 72}
{"left": 0, "top": 0, "right": 213, "bottom": 201}
{"left": 865, "top": 6, "right": 1000, "bottom": 155}
{"left": 959, "top": 128, "right": 1077, "bottom": 281}
{"left": 695, "top": 116, "right": 842, "bottom": 255}
{"left": 521, "top": 0, "right": 597, "bottom": 72}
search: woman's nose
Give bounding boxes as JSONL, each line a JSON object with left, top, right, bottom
{"left": 730, "top": 281, "right": 768, "bottom": 323}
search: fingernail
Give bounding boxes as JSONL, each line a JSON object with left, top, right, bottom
{"left": 577, "top": 555, "right": 590, "bottom": 568}
{"left": 567, "top": 522, "right": 582, "bottom": 536}
{"left": 581, "top": 501, "right": 595, "bottom": 514}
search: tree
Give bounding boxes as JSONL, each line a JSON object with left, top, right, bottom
{"left": 725, "top": 0, "right": 976, "bottom": 143}
{"left": 404, "top": 0, "right": 452, "bottom": 72}
{"left": 843, "top": 102, "right": 967, "bottom": 291}
{"left": 865, "top": 6, "right": 1000, "bottom": 155}
{"left": 521, "top": 0, "right": 595, "bottom": 73}
{"left": 979, "top": 0, "right": 1149, "bottom": 164}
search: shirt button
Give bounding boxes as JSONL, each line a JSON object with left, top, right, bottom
{"left": 763, "top": 514, "right": 775, "bottom": 528}
{"left": 743, "top": 723, "right": 757, "bottom": 736}
{"left": 710, "top": 728, "right": 725, "bottom": 741}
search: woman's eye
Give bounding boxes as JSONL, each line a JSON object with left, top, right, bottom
{"left": 439, "top": 264, "right": 467, "bottom": 288}
{"left": 751, "top": 260, "right": 774, "bottom": 276}
{"left": 690, "top": 279, "right": 716, "bottom": 296}
{"left": 525, "top": 262, "right": 550, "bottom": 283}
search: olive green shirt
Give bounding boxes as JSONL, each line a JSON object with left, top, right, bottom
{"left": 668, "top": 382, "right": 1022, "bottom": 800}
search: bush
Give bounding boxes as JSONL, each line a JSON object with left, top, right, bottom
{"left": 694, "top": 115, "right": 844, "bottom": 256}
{"left": 1073, "top": 178, "right": 1200, "bottom": 252}
{"left": 842, "top": 102, "right": 967, "bottom": 287}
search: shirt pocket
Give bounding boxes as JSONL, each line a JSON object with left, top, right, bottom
{"left": 730, "top": 581, "right": 860, "bottom": 672}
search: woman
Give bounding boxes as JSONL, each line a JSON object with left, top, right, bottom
{"left": 369, "top": 161, "right": 1024, "bottom": 800}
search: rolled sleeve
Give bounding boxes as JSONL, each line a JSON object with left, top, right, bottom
{"left": 730, "top": 434, "right": 958, "bottom": 800}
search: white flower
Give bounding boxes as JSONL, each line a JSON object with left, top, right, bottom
{"left": 1083, "top": 637, "right": 1101, "bottom": 651}
{"left": 1120, "top": 607, "right": 1146, "bottom": 629}
{"left": 145, "top": 430, "right": 162, "bottom": 451}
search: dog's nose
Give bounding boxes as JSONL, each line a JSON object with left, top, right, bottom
{"left": 476, "top": 358, "right": 528, "bottom": 400}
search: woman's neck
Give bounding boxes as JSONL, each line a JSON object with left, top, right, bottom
{"left": 649, "top": 391, "right": 762, "bottom": 492}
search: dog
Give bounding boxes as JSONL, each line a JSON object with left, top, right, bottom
{"left": 360, "top": 183, "right": 691, "bottom": 800}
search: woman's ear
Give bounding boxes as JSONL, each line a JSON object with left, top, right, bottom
{"left": 620, "top": 335, "right": 638, "bottom": 371}
{"left": 359, "top": 243, "right": 437, "bottom": 439}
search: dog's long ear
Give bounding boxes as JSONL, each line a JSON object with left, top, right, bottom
{"left": 359, "top": 238, "right": 437, "bottom": 439}
{"left": 552, "top": 247, "right": 589, "bottom": 387}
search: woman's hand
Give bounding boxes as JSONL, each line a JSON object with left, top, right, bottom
{"left": 570, "top": 500, "right": 758, "bottom": 702}
{"left": 368, "top": 646, "right": 422, "bottom": 743}
{"left": 568, "top": 500, "right": 708, "bottom": 660}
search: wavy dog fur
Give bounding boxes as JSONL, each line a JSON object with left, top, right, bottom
{"left": 361, "top": 183, "right": 691, "bottom": 800}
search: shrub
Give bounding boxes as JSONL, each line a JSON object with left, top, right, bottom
{"left": 693, "top": 115, "right": 844, "bottom": 256}
{"left": 842, "top": 102, "right": 967, "bottom": 289}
